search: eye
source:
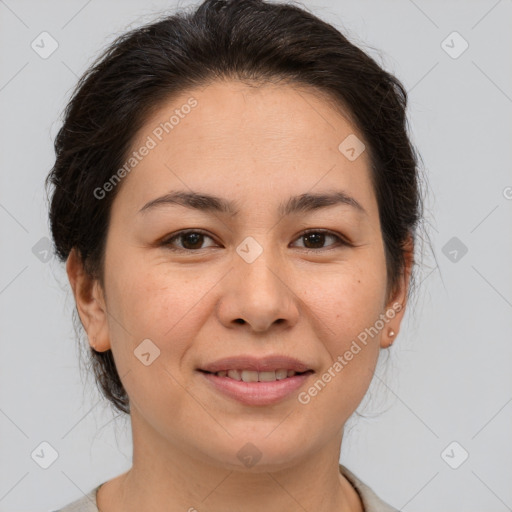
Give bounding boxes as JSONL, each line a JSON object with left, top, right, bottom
{"left": 161, "top": 228, "right": 350, "bottom": 252}
{"left": 161, "top": 230, "right": 218, "bottom": 251}
{"left": 290, "top": 229, "right": 349, "bottom": 250}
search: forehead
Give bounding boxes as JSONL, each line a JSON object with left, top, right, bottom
{"left": 137, "top": 79, "right": 361, "bottom": 151}
{"left": 116, "top": 79, "right": 375, "bottom": 215}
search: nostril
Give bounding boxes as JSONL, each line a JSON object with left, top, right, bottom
{"left": 234, "top": 319, "right": 245, "bottom": 324}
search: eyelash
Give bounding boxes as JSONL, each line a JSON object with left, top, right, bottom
{"left": 160, "top": 229, "right": 351, "bottom": 253}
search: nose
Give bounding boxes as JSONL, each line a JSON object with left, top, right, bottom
{"left": 216, "top": 240, "right": 300, "bottom": 333}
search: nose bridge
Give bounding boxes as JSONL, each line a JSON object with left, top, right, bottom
{"left": 235, "top": 234, "right": 283, "bottom": 300}
{"left": 219, "top": 234, "right": 298, "bottom": 331}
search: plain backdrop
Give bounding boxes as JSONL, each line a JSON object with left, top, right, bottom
{"left": 1, "top": 0, "right": 511, "bottom": 511}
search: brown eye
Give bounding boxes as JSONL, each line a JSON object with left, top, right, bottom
{"left": 291, "top": 230, "right": 348, "bottom": 250}
{"left": 303, "top": 232, "right": 327, "bottom": 249}
{"left": 179, "top": 232, "right": 204, "bottom": 250}
{"left": 162, "top": 230, "right": 217, "bottom": 251}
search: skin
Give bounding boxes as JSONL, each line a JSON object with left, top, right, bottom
{"left": 67, "top": 79, "right": 412, "bottom": 512}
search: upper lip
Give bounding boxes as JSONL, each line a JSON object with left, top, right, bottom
{"left": 199, "top": 355, "right": 312, "bottom": 373}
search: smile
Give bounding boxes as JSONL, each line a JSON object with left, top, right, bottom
{"left": 204, "top": 369, "right": 309, "bottom": 382}
{"left": 198, "top": 369, "right": 314, "bottom": 406}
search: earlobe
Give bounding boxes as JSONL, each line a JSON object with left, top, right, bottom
{"left": 383, "top": 327, "right": 396, "bottom": 349}
{"left": 66, "top": 248, "right": 111, "bottom": 352}
{"left": 380, "top": 305, "right": 403, "bottom": 349}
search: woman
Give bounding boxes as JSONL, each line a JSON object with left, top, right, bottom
{"left": 47, "top": 0, "right": 422, "bottom": 510}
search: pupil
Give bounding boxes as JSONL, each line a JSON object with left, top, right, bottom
{"left": 304, "top": 233, "right": 324, "bottom": 248}
{"left": 183, "top": 233, "right": 203, "bottom": 249}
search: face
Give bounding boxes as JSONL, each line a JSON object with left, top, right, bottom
{"left": 70, "top": 80, "right": 408, "bottom": 471}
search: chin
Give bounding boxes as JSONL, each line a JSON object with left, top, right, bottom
{"left": 197, "top": 431, "right": 315, "bottom": 473}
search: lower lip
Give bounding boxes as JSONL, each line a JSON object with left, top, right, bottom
{"left": 199, "top": 371, "right": 313, "bottom": 406}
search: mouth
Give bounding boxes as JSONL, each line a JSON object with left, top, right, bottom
{"left": 198, "top": 354, "right": 313, "bottom": 375}
{"left": 197, "top": 355, "right": 314, "bottom": 405}
{"left": 197, "top": 355, "right": 315, "bottom": 405}
{"left": 199, "top": 368, "right": 313, "bottom": 382}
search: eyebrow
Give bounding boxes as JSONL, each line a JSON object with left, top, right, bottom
{"left": 138, "top": 190, "right": 367, "bottom": 217}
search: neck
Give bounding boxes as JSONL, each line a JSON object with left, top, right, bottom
{"left": 98, "top": 410, "right": 363, "bottom": 512}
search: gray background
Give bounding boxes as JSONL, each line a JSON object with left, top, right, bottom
{"left": 1, "top": 0, "right": 511, "bottom": 510}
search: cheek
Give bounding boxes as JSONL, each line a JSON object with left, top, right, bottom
{"left": 105, "top": 256, "right": 223, "bottom": 360}
{"left": 110, "top": 270, "right": 189, "bottom": 335}
{"left": 301, "top": 259, "right": 388, "bottom": 341}
{"left": 295, "top": 265, "right": 387, "bottom": 428}
{"left": 103, "top": 265, "right": 208, "bottom": 415}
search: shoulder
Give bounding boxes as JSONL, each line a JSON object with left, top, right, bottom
{"left": 50, "top": 483, "right": 102, "bottom": 512}
{"left": 339, "top": 464, "right": 399, "bottom": 512}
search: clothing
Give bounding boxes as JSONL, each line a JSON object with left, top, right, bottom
{"left": 51, "top": 464, "right": 398, "bottom": 511}
{"left": 340, "top": 464, "right": 399, "bottom": 512}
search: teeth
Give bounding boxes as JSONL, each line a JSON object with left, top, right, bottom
{"left": 241, "top": 370, "right": 259, "bottom": 383}
{"left": 227, "top": 369, "right": 241, "bottom": 381}
{"left": 275, "top": 369, "right": 288, "bottom": 380}
{"left": 215, "top": 369, "right": 302, "bottom": 382}
{"left": 258, "top": 371, "right": 276, "bottom": 382}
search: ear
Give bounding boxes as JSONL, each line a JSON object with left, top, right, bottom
{"left": 66, "top": 248, "right": 111, "bottom": 352}
{"left": 380, "top": 235, "right": 414, "bottom": 349}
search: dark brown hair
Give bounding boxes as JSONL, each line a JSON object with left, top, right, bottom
{"left": 46, "top": 0, "right": 423, "bottom": 415}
